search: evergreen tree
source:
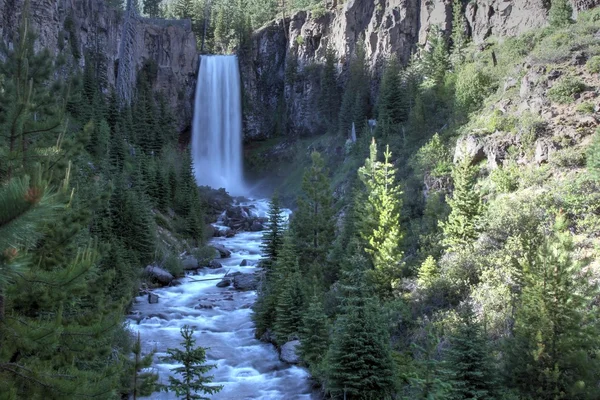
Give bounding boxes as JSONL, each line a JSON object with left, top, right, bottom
{"left": 450, "top": 0, "right": 468, "bottom": 66}
{"left": 260, "top": 192, "right": 285, "bottom": 270}
{"left": 549, "top": 0, "right": 573, "bottom": 28}
{"left": 326, "top": 255, "right": 396, "bottom": 399}
{"left": 506, "top": 214, "right": 600, "bottom": 400}
{"left": 417, "top": 255, "right": 439, "bottom": 289}
{"left": 161, "top": 325, "right": 223, "bottom": 400}
{"left": 143, "top": 0, "right": 162, "bottom": 17}
{"left": 440, "top": 156, "right": 481, "bottom": 250}
{"left": 356, "top": 139, "right": 404, "bottom": 296}
{"left": 274, "top": 264, "right": 305, "bottom": 344}
{"left": 338, "top": 42, "right": 370, "bottom": 137}
{"left": 129, "top": 332, "right": 159, "bottom": 399}
{"left": 291, "top": 151, "right": 335, "bottom": 275}
{"left": 377, "top": 56, "right": 404, "bottom": 137}
{"left": 446, "top": 305, "right": 497, "bottom": 400}
{"left": 422, "top": 26, "right": 450, "bottom": 90}
{"left": 299, "top": 293, "right": 330, "bottom": 375}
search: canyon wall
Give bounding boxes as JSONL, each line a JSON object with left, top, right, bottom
{"left": 242, "top": 0, "right": 599, "bottom": 139}
{"left": 0, "top": 0, "right": 198, "bottom": 130}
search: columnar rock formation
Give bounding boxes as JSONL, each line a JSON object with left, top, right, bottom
{"left": 0, "top": 0, "right": 198, "bottom": 130}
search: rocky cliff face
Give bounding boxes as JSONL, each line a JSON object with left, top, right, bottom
{"left": 242, "top": 0, "right": 599, "bottom": 139}
{"left": 0, "top": 0, "right": 198, "bottom": 130}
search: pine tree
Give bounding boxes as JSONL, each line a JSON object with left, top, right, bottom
{"left": 161, "top": 325, "right": 223, "bottom": 400}
{"left": 446, "top": 305, "right": 497, "bottom": 400}
{"left": 377, "top": 56, "right": 404, "bottom": 137}
{"left": 450, "top": 0, "right": 468, "bottom": 66}
{"left": 260, "top": 192, "right": 285, "bottom": 270}
{"left": 423, "top": 26, "right": 450, "bottom": 90}
{"left": 417, "top": 255, "right": 439, "bottom": 289}
{"left": 320, "top": 46, "right": 340, "bottom": 133}
{"left": 506, "top": 213, "right": 600, "bottom": 400}
{"left": 299, "top": 293, "right": 330, "bottom": 375}
{"left": 338, "top": 42, "right": 370, "bottom": 137}
{"left": 440, "top": 156, "right": 481, "bottom": 250}
{"left": 130, "top": 332, "right": 159, "bottom": 399}
{"left": 274, "top": 264, "right": 305, "bottom": 345}
{"left": 326, "top": 255, "right": 396, "bottom": 399}
{"left": 356, "top": 139, "right": 404, "bottom": 296}
{"left": 291, "top": 151, "right": 335, "bottom": 275}
{"left": 549, "top": 0, "right": 573, "bottom": 28}
{"left": 143, "top": 0, "right": 162, "bottom": 17}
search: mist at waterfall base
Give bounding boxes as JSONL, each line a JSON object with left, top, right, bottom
{"left": 129, "top": 56, "right": 315, "bottom": 399}
{"left": 192, "top": 55, "right": 246, "bottom": 195}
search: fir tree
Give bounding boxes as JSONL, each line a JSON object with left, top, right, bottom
{"left": 291, "top": 151, "right": 335, "bottom": 275}
{"left": 320, "top": 46, "right": 340, "bottom": 133}
{"left": 326, "top": 255, "right": 396, "bottom": 399}
{"left": 446, "top": 305, "right": 497, "bottom": 400}
{"left": 377, "top": 56, "right": 404, "bottom": 137}
{"left": 338, "top": 42, "right": 370, "bottom": 137}
{"left": 161, "top": 325, "right": 223, "bottom": 400}
{"left": 274, "top": 264, "right": 305, "bottom": 345}
{"left": 450, "top": 0, "right": 468, "bottom": 66}
{"left": 440, "top": 156, "right": 481, "bottom": 250}
{"left": 422, "top": 26, "right": 450, "bottom": 90}
{"left": 299, "top": 293, "right": 330, "bottom": 375}
{"left": 260, "top": 192, "right": 285, "bottom": 271}
{"left": 130, "top": 332, "right": 159, "bottom": 399}
{"left": 506, "top": 213, "right": 600, "bottom": 400}
{"left": 417, "top": 255, "right": 439, "bottom": 289}
{"left": 357, "top": 139, "right": 404, "bottom": 296}
{"left": 143, "top": 0, "right": 162, "bottom": 17}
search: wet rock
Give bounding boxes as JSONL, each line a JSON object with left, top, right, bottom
{"left": 233, "top": 273, "right": 258, "bottom": 291}
{"left": 250, "top": 221, "right": 264, "bottom": 231}
{"left": 260, "top": 329, "right": 276, "bottom": 345}
{"left": 195, "top": 304, "right": 215, "bottom": 309}
{"left": 223, "top": 295, "right": 234, "bottom": 301}
{"left": 216, "top": 279, "right": 231, "bottom": 288}
{"left": 182, "top": 256, "right": 200, "bottom": 270}
{"left": 208, "top": 260, "right": 223, "bottom": 269}
{"left": 148, "top": 293, "right": 159, "bottom": 304}
{"left": 280, "top": 340, "right": 301, "bottom": 364}
{"left": 225, "top": 230, "right": 236, "bottom": 238}
{"left": 144, "top": 265, "right": 174, "bottom": 286}
{"left": 240, "top": 259, "right": 249, "bottom": 266}
{"left": 211, "top": 244, "right": 232, "bottom": 258}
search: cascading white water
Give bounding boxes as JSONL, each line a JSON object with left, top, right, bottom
{"left": 192, "top": 55, "right": 245, "bottom": 194}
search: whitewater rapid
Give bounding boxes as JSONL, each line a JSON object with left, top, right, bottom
{"left": 129, "top": 199, "right": 315, "bottom": 400}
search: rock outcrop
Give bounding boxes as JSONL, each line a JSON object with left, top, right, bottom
{"left": 144, "top": 265, "right": 174, "bottom": 286}
{"left": 0, "top": 0, "right": 198, "bottom": 130}
{"left": 280, "top": 340, "right": 301, "bottom": 364}
{"left": 242, "top": 0, "right": 599, "bottom": 139}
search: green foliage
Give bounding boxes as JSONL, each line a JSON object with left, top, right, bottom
{"left": 445, "top": 306, "right": 497, "bottom": 400}
{"left": 454, "top": 63, "right": 493, "bottom": 114}
{"left": 422, "top": 26, "right": 450, "bottom": 89}
{"left": 377, "top": 57, "right": 405, "bottom": 136}
{"left": 586, "top": 55, "right": 600, "bottom": 73}
{"left": 338, "top": 42, "right": 370, "bottom": 137}
{"left": 440, "top": 156, "right": 482, "bottom": 250}
{"left": 299, "top": 294, "right": 330, "bottom": 375}
{"left": 291, "top": 151, "right": 335, "bottom": 277}
{"left": 274, "top": 264, "right": 305, "bottom": 344}
{"left": 417, "top": 256, "right": 439, "bottom": 289}
{"left": 161, "top": 325, "right": 223, "bottom": 400}
{"left": 576, "top": 101, "right": 595, "bottom": 114}
{"left": 548, "top": 76, "right": 585, "bottom": 104}
{"left": 143, "top": 0, "right": 162, "bottom": 17}
{"left": 505, "top": 214, "right": 600, "bottom": 399}
{"left": 450, "top": 0, "right": 468, "bottom": 66}
{"left": 129, "top": 332, "right": 159, "bottom": 399}
{"left": 356, "top": 139, "right": 404, "bottom": 296}
{"left": 587, "top": 128, "right": 600, "bottom": 179}
{"left": 325, "top": 256, "right": 396, "bottom": 399}
{"left": 260, "top": 193, "right": 284, "bottom": 270}
{"left": 548, "top": 0, "right": 573, "bottom": 28}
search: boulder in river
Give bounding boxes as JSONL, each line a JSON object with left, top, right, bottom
{"left": 208, "top": 260, "right": 223, "bottom": 269}
{"left": 216, "top": 279, "right": 231, "bottom": 288}
{"left": 250, "top": 221, "right": 264, "bottom": 231}
{"left": 144, "top": 265, "right": 174, "bottom": 286}
{"left": 240, "top": 259, "right": 249, "bottom": 266}
{"left": 182, "top": 256, "right": 200, "bottom": 270}
{"left": 211, "top": 244, "right": 232, "bottom": 258}
{"left": 147, "top": 293, "right": 159, "bottom": 304}
{"left": 233, "top": 273, "right": 258, "bottom": 291}
{"left": 280, "top": 340, "right": 301, "bottom": 364}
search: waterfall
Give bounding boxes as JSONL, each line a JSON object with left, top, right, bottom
{"left": 192, "top": 55, "right": 245, "bottom": 194}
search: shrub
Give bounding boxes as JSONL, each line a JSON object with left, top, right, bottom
{"left": 454, "top": 63, "right": 494, "bottom": 113}
{"left": 164, "top": 253, "right": 184, "bottom": 277}
{"left": 587, "top": 55, "right": 600, "bottom": 74}
{"left": 576, "top": 102, "right": 595, "bottom": 114}
{"left": 548, "top": 76, "right": 585, "bottom": 104}
{"left": 549, "top": 0, "right": 573, "bottom": 28}
{"left": 490, "top": 163, "right": 519, "bottom": 193}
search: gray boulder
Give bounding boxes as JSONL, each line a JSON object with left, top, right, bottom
{"left": 250, "top": 221, "right": 264, "bottom": 231}
{"left": 240, "top": 259, "right": 249, "bottom": 266}
{"left": 280, "top": 340, "right": 301, "bottom": 364}
{"left": 144, "top": 265, "right": 174, "bottom": 286}
{"left": 208, "top": 260, "right": 223, "bottom": 269}
{"left": 233, "top": 273, "right": 258, "bottom": 291}
{"left": 211, "top": 244, "right": 232, "bottom": 258}
{"left": 453, "top": 135, "right": 485, "bottom": 165}
{"left": 216, "top": 279, "right": 231, "bottom": 288}
{"left": 147, "top": 293, "right": 159, "bottom": 304}
{"left": 182, "top": 256, "right": 200, "bottom": 270}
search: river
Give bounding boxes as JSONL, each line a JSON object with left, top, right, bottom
{"left": 130, "top": 199, "right": 315, "bottom": 399}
